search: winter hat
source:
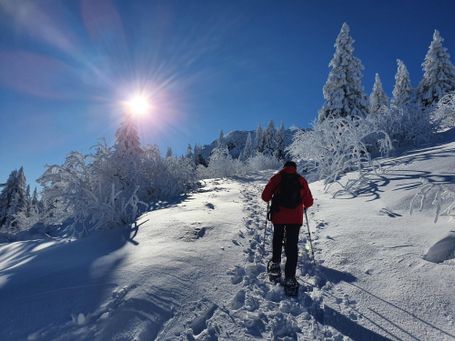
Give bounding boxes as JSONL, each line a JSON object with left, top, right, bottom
{"left": 284, "top": 161, "right": 297, "bottom": 169}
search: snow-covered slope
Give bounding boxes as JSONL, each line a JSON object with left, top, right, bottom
{"left": 1, "top": 138, "right": 455, "bottom": 340}
{"left": 310, "top": 139, "right": 455, "bottom": 340}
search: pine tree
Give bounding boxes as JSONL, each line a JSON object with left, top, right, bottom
{"left": 318, "top": 23, "right": 369, "bottom": 122}
{"left": 193, "top": 144, "right": 204, "bottom": 166}
{"left": 0, "top": 167, "right": 29, "bottom": 230}
{"left": 186, "top": 144, "right": 193, "bottom": 159}
{"left": 391, "top": 59, "right": 414, "bottom": 110}
{"left": 194, "top": 144, "right": 207, "bottom": 167}
{"left": 31, "top": 187, "right": 40, "bottom": 214}
{"left": 113, "top": 116, "right": 143, "bottom": 194}
{"left": 240, "top": 132, "right": 254, "bottom": 160}
{"left": 418, "top": 30, "right": 455, "bottom": 110}
{"left": 166, "top": 147, "right": 173, "bottom": 158}
{"left": 25, "top": 184, "right": 31, "bottom": 215}
{"left": 31, "top": 188, "right": 39, "bottom": 207}
{"left": 114, "top": 117, "right": 142, "bottom": 160}
{"left": 386, "top": 59, "right": 432, "bottom": 146}
{"left": 263, "top": 120, "right": 277, "bottom": 156}
{"left": 369, "top": 73, "right": 389, "bottom": 115}
{"left": 275, "top": 122, "right": 286, "bottom": 160}
{"left": 255, "top": 124, "right": 265, "bottom": 153}
{"left": 217, "top": 130, "right": 225, "bottom": 148}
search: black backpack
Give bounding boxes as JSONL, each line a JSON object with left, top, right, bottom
{"left": 272, "top": 173, "right": 302, "bottom": 210}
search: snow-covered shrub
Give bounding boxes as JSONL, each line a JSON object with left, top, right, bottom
{"left": 154, "top": 157, "right": 197, "bottom": 198}
{"left": 288, "top": 116, "right": 392, "bottom": 191}
{"left": 37, "top": 121, "right": 199, "bottom": 237}
{"left": 38, "top": 149, "right": 147, "bottom": 236}
{"left": 410, "top": 178, "right": 455, "bottom": 223}
{"left": 432, "top": 92, "right": 455, "bottom": 129}
{"left": 371, "top": 103, "right": 433, "bottom": 147}
{"left": 246, "top": 153, "right": 282, "bottom": 171}
{"left": 198, "top": 145, "right": 245, "bottom": 179}
{"left": 369, "top": 59, "right": 434, "bottom": 147}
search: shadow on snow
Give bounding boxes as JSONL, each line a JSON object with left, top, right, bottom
{"left": 0, "top": 226, "right": 139, "bottom": 339}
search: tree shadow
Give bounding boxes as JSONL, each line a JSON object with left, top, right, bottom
{"left": 334, "top": 146, "right": 455, "bottom": 201}
{"left": 300, "top": 290, "right": 393, "bottom": 341}
{"left": 300, "top": 266, "right": 397, "bottom": 340}
{"left": 346, "top": 282, "right": 455, "bottom": 340}
{"left": 0, "top": 227, "right": 134, "bottom": 339}
{"left": 301, "top": 264, "right": 455, "bottom": 340}
{"left": 317, "top": 265, "right": 357, "bottom": 284}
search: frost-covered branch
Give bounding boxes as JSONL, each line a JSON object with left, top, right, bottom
{"left": 288, "top": 116, "right": 392, "bottom": 195}
{"left": 410, "top": 178, "right": 455, "bottom": 223}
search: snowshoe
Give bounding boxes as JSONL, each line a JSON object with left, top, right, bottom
{"left": 267, "top": 260, "right": 281, "bottom": 283}
{"left": 284, "top": 277, "right": 299, "bottom": 297}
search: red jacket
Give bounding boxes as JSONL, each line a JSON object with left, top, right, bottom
{"left": 261, "top": 166, "right": 313, "bottom": 225}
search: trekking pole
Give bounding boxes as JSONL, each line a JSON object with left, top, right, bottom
{"left": 304, "top": 208, "right": 316, "bottom": 266}
{"left": 262, "top": 202, "right": 270, "bottom": 257}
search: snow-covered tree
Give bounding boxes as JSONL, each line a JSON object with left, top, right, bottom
{"left": 193, "top": 144, "right": 207, "bottom": 167}
{"left": 114, "top": 117, "right": 142, "bottom": 160}
{"left": 185, "top": 144, "right": 193, "bottom": 160}
{"left": 318, "top": 23, "right": 369, "bottom": 122}
{"left": 288, "top": 117, "right": 392, "bottom": 191}
{"left": 31, "top": 188, "right": 39, "bottom": 208}
{"left": 391, "top": 59, "right": 414, "bottom": 110}
{"left": 0, "top": 168, "right": 29, "bottom": 231}
{"left": 418, "top": 30, "right": 455, "bottom": 111}
{"left": 432, "top": 91, "right": 455, "bottom": 129}
{"left": 37, "top": 117, "right": 198, "bottom": 237}
{"left": 199, "top": 144, "right": 243, "bottom": 178}
{"left": 38, "top": 149, "right": 147, "bottom": 235}
{"left": 263, "top": 120, "right": 277, "bottom": 156}
{"left": 255, "top": 124, "right": 265, "bottom": 153}
{"left": 240, "top": 132, "right": 254, "bottom": 161}
{"left": 374, "top": 59, "right": 433, "bottom": 146}
{"left": 217, "top": 130, "right": 225, "bottom": 148}
{"left": 160, "top": 157, "right": 198, "bottom": 197}
{"left": 112, "top": 116, "right": 143, "bottom": 197}
{"left": 246, "top": 153, "right": 281, "bottom": 171}
{"left": 275, "top": 122, "right": 286, "bottom": 160}
{"left": 369, "top": 73, "right": 389, "bottom": 116}
{"left": 166, "top": 147, "right": 173, "bottom": 158}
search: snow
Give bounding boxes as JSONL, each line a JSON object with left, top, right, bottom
{"left": 1, "top": 139, "right": 455, "bottom": 339}
{"left": 423, "top": 232, "right": 455, "bottom": 263}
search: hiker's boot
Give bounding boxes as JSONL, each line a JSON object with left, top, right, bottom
{"left": 267, "top": 260, "right": 281, "bottom": 283}
{"left": 284, "top": 277, "right": 299, "bottom": 296}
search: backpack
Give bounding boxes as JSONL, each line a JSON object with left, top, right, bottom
{"left": 272, "top": 173, "right": 302, "bottom": 210}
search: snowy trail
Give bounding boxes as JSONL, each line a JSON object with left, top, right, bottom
{"left": 160, "top": 174, "right": 338, "bottom": 340}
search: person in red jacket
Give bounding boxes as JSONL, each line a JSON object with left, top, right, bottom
{"left": 261, "top": 161, "right": 313, "bottom": 293}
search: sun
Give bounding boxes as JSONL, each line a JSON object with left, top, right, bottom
{"left": 123, "top": 94, "right": 152, "bottom": 117}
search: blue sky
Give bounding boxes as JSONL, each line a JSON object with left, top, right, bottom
{"left": 1, "top": 0, "right": 455, "bottom": 186}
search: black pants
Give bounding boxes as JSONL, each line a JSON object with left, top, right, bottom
{"left": 272, "top": 224, "right": 301, "bottom": 279}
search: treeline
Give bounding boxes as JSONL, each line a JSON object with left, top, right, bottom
{"left": 289, "top": 23, "right": 455, "bottom": 185}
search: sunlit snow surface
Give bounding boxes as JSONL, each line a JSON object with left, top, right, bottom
{"left": 1, "top": 138, "right": 455, "bottom": 339}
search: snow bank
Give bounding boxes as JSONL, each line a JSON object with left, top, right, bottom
{"left": 424, "top": 232, "right": 455, "bottom": 263}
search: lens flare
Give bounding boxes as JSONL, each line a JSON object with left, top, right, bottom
{"left": 123, "top": 94, "right": 152, "bottom": 117}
